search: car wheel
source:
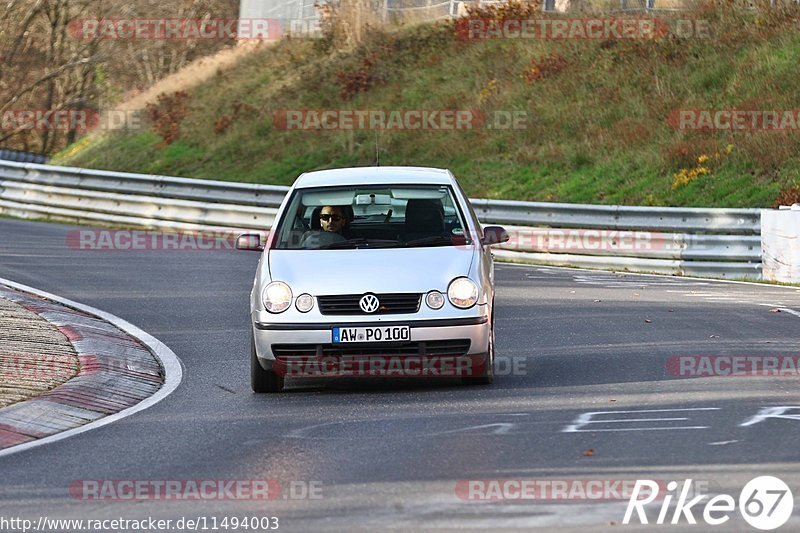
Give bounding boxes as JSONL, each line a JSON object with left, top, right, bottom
{"left": 251, "top": 332, "right": 284, "bottom": 393}
{"left": 463, "top": 320, "right": 494, "bottom": 386}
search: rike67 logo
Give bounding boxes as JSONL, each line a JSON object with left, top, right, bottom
{"left": 623, "top": 477, "right": 793, "bottom": 530}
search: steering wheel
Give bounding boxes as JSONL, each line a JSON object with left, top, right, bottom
{"left": 300, "top": 230, "right": 346, "bottom": 249}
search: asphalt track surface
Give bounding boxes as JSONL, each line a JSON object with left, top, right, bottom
{"left": 1, "top": 217, "right": 800, "bottom": 532}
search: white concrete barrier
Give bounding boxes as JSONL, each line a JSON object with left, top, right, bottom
{"left": 762, "top": 205, "right": 800, "bottom": 283}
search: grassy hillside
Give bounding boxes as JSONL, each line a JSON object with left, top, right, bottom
{"left": 55, "top": 6, "right": 800, "bottom": 207}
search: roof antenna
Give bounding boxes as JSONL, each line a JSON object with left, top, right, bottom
{"left": 374, "top": 131, "right": 380, "bottom": 166}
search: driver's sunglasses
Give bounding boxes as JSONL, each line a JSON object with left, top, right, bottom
{"left": 319, "top": 213, "right": 343, "bottom": 222}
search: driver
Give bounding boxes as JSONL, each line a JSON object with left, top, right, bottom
{"left": 299, "top": 205, "right": 351, "bottom": 248}
{"left": 319, "top": 205, "right": 347, "bottom": 234}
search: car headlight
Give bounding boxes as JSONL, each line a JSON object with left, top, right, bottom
{"left": 426, "top": 290, "right": 445, "bottom": 310}
{"left": 295, "top": 293, "right": 314, "bottom": 313}
{"left": 263, "top": 281, "right": 292, "bottom": 313}
{"left": 447, "top": 277, "right": 479, "bottom": 309}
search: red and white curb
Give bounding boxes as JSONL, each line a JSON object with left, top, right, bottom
{"left": 0, "top": 278, "right": 182, "bottom": 457}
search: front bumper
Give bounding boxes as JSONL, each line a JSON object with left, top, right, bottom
{"left": 253, "top": 315, "right": 490, "bottom": 368}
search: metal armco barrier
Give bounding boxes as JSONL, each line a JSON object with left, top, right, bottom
{"left": 472, "top": 199, "right": 760, "bottom": 234}
{"left": 0, "top": 149, "right": 48, "bottom": 165}
{"left": 0, "top": 160, "right": 763, "bottom": 279}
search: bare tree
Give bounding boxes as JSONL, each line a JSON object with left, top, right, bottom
{"left": 0, "top": 0, "right": 237, "bottom": 154}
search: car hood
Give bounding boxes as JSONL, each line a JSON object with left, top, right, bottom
{"left": 267, "top": 246, "right": 476, "bottom": 295}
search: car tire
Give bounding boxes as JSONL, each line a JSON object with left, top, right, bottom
{"left": 251, "top": 332, "right": 284, "bottom": 393}
{"left": 463, "top": 319, "right": 494, "bottom": 386}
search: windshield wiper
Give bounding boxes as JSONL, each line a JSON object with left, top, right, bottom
{"left": 321, "top": 238, "right": 401, "bottom": 249}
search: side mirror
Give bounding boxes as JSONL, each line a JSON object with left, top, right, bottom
{"left": 481, "top": 226, "right": 509, "bottom": 246}
{"left": 236, "top": 232, "right": 265, "bottom": 251}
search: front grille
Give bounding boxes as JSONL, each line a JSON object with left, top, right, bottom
{"left": 317, "top": 293, "right": 421, "bottom": 315}
{"left": 272, "top": 339, "right": 471, "bottom": 358}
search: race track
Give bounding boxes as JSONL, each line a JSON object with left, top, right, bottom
{"left": 1, "top": 217, "right": 800, "bottom": 531}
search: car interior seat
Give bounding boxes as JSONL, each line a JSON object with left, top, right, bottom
{"left": 404, "top": 199, "right": 446, "bottom": 240}
{"left": 310, "top": 206, "right": 323, "bottom": 230}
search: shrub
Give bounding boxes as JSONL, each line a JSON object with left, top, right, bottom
{"left": 773, "top": 182, "right": 800, "bottom": 207}
{"left": 671, "top": 145, "right": 733, "bottom": 189}
{"left": 336, "top": 55, "right": 376, "bottom": 100}
{"left": 521, "top": 54, "right": 567, "bottom": 84}
{"left": 213, "top": 99, "right": 257, "bottom": 135}
{"left": 145, "top": 91, "right": 190, "bottom": 147}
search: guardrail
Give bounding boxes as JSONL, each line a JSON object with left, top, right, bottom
{"left": 0, "top": 149, "right": 48, "bottom": 165}
{"left": 0, "top": 160, "right": 762, "bottom": 278}
{"left": 472, "top": 199, "right": 760, "bottom": 234}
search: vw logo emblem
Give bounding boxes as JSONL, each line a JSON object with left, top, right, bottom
{"left": 359, "top": 294, "right": 380, "bottom": 313}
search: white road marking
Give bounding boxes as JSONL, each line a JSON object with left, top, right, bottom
{"left": 581, "top": 277, "right": 800, "bottom": 316}
{"left": 563, "top": 408, "right": 720, "bottom": 433}
{"left": 430, "top": 423, "right": 516, "bottom": 435}
{"left": 0, "top": 277, "right": 183, "bottom": 459}
{"left": 565, "top": 426, "right": 710, "bottom": 432}
{"left": 708, "top": 440, "right": 739, "bottom": 446}
{"left": 286, "top": 420, "right": 364, "bottom": 439}
{"left": 740, "top": 406, "right": 800, "bottom": 427}
{"left": 754, "top": 304, "right": 800, "bottom": 318}
{"left": 573, "top": 276, "right": 710, "bottom": 288}
{"left": 518, "top": 264, "right": 798, "bottom": 291}
{"left": 657, "top": 290, "right": 800, "bottom": 314}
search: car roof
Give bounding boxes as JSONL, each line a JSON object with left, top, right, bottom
{"left": 293, "top": 166, "right": 453, "bottom": 189}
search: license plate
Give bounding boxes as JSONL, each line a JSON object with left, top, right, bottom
{"left": 332, "top": 325, "right": 411, "bottom": 343}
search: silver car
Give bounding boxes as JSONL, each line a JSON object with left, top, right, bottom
{"left": 237, "top": 167, "right": 509, "bottom": 392}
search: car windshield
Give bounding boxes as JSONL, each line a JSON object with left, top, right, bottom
{"left": 274, "top": 184, "right": 473, "bottom": 250}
